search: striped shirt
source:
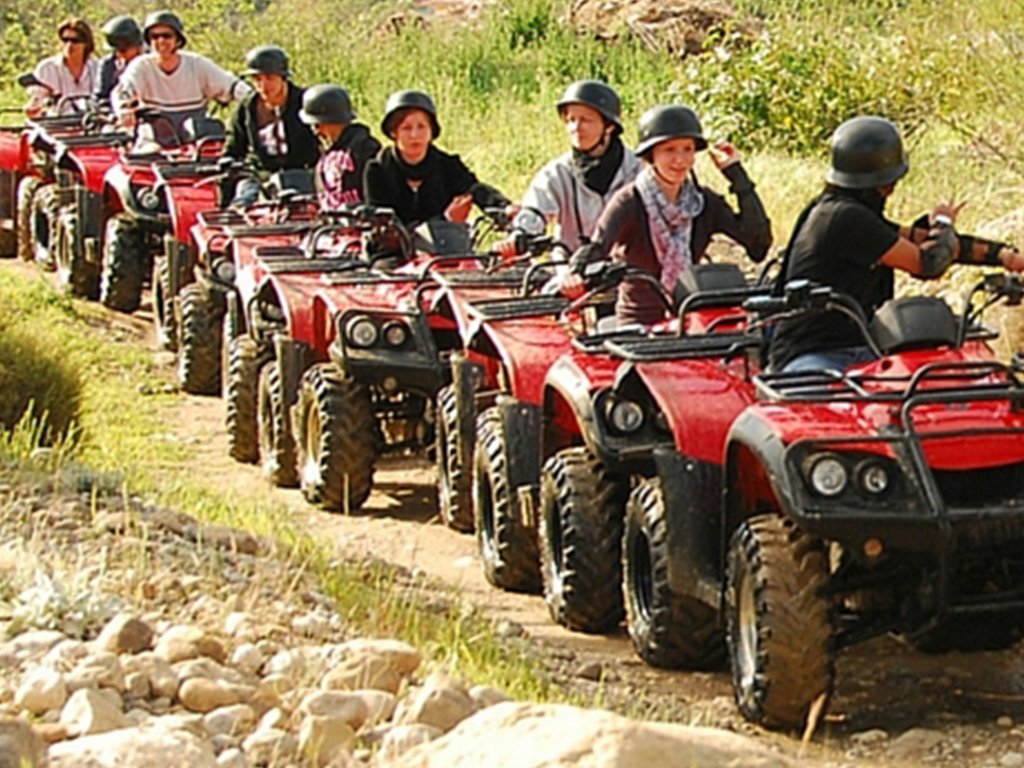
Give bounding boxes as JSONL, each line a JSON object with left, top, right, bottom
{"left": 113, "top": 52, "right": 250, "bottom": 131}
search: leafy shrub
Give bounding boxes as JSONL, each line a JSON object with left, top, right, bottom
{"left": 0, "top": 325, "right": 82, "bottom": 441}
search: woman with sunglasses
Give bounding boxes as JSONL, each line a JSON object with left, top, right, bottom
{"left": 112, "top": 10, "right": 250, "bottom": 141}
{"left": 25, "top": 18, "right": 98, "bottom": 117}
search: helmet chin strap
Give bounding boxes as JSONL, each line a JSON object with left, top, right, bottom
{"left": 578, "top": 125, "right": 614, "bottom": 156}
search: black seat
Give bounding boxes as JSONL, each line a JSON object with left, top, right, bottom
{"left": 870, "top": 296, "right": 958, "bottom": 353}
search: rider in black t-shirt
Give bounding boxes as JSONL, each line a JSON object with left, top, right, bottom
{"left": 769, "top": 116, "right": 1024, "bottom": 372}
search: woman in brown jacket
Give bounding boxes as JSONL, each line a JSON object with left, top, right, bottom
{"left": 562, "top": 105, "right": 772, "bottom": 326}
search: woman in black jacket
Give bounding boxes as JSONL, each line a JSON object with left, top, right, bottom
{"left": 363, "top": 90, "right": 510, "bottom": 227}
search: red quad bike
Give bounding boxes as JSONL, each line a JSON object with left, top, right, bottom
{"left": 223, "top": 206, "right": 434, "bottom": 497}
{"left": 465, "top": 262, "right": 761, "bottom": 619}
{"left": 669, "top": 274, "right": 1024, "bottom": 731}
{"left": 47, "top": 115, "right": 131, "bottom": 298}
{"left": 285, "top": 214, "right": 515, "bottom": 513}
{"left": 1, "top": 74, "right": 99, "bottom": 263}
{"left": 98, "top": 112, "right": 226, "bottom": 321}
{"left": 180, "top": 168, "right": 319, "bottom": 395}
{"left": 427, "top": 231, "right": 566, "bottom": 534}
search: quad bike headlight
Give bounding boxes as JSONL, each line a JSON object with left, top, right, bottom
{"left": 213, "top": 259, "right": 236, "bottom": 284}
{"left": 807, "top": 454, "right": 848, "bottom": 497}
{"left": 345, "top": 316, "right": 378, "bottom": 348}
{"left": 607, "top": 398, "right": 645, "bottom": 434}
{"left": 138, "top": 187, "right": 162, "bottom": 211}
{"left": 382, "top": 321, "right": 408, "bottom": 348}
{"left": 858, "top": 461, "right": 890, "bottom": 496}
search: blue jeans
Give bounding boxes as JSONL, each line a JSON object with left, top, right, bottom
{"left": 230, "top": 177, "right": 261, "bottom": 207}
{"left": 782, "top": 345, "right": 877, "bottom": 373}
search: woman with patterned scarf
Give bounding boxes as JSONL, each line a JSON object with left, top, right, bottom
{"left": 495, "top": 80, "right": 641, "bottom": 256}
{"left": 561, "top": 105, "right": 773, "bottom": 327}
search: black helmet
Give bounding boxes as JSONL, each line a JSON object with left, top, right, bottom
{"left": 299, "top": 85, "right": 356, "bottom": 125}
{"left": 143, "top": 10, "right": 186, "bottom": 47}
{"left": 381, "top": 90, "right": 440, "bottom": 139}
{"left": 102, "top": 15, "right": 143, "bottom": 50}
{"left": 243, "top": 45, "right": 290, "bottom": 78}
{"left": 635, "top": 105, "right": 707, "bottom": 157}
{"left": 556, "top": 80, "right": 622, "bottom": 130}
{"left": 826, "top": 115, "right": 909, "bottom": 189}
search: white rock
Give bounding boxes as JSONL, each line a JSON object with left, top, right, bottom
{"left": 320, "top": 652, "right": 400, "bottom": 694}
{"left": 298, "top": 691, "right": 370, "bottom": 730}
{"left": 217, "top": 747, "right": 250, "bottom": 768}
{"left": 242, "top": 727, "right": 297, "bottom": 764}
{"left": 385, "top": 702, "right": 797, "bottom": 768}
{"left": 378, "top": 724, "right": 444, "bottom": 761}
{"left": 154, "top": 624, "right": 207, "bottom": 663}
{"left": 257, "top": 707, "right": 288, "bottom": 732}
{"left": 42, "top": 639, "right": 88, "bottom": 671}
{"left": 122, "top": 653, "right": 179, "bottom": 700}
{"left": 124, "top": 671, "right": 151, "bottom": 699}
{"left": 399, "top": 673, "right": 476, "bottom": 733}
{"left": 14, "top": 666, "right": 68, "bottom": 714}
{"left": 204, "top": 703, "right": 257, "bottom": 737}
{"left": 67, "top": 651, "right": 125, "bottom": 692}
{"left": 350, "top": 689, "right": 398, "bottom": 729}
{"left": 59, "top": 688, "right": 129, "bottom": 736}
{"left": 333, "top": 639, "right": 421, "bottom": 676}
{"left": 1001, "top": 753, "right": 1024, "bottom": 768}
{"left": 178, "top": 678, "right": 253, "bottom": 714}
{"left": 48, "top": 727, "right": 218, "bottom": 767}
{"left": 10, "top": 630, "right": 67, "bottom": 661}
{"left": 298, "top": 715, "right": 356, "bottom": 767}
{"left": 468, "top": 685, "right": 511, "bottom": 709}
{"left": 230, "top": 644, "right": 266, "bottom": 677}
{"left": 292, "top": 613, "right": 332, "bottom": 639}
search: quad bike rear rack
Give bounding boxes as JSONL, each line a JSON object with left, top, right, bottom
{"left": 464, "top": 294, "right": 569, "bottom": 322}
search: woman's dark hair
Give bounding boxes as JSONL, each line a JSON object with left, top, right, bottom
{"left": 57, "top": 17, "right": 96, "bottom": 59}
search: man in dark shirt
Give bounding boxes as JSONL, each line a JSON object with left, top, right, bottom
{"left": 222, "top": 45, "right": 318, "bottom": 206}
{"left": 769, "top": 115, "right": 1024, "bottom": 372}
{"left": 93, "top": 16, "right": 145, "bottom": 109}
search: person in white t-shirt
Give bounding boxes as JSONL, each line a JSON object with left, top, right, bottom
{"left": 25, "top": 18, "right": 99, "bottom": 117}
{"left": 112, "top": 10, "right": 250, "bottom": 143}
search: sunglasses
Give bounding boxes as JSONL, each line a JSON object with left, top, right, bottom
{"left": 61, "top": 36, "right": 84, "bottom": 44}
{"left": 149, "top": 32, "right": 176, "bottom": 40}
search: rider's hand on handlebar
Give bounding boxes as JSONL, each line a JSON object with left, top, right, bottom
{"left": 998, "top": 247, "right": 1024, "bottom": 273}
{"left": 558, "top": 272, "right": 586, "bottom": 299}
{"left": 445, "top": 193, "right": 474, "bottom": 224}
{"left": 495, "top": 235, "right": 521, "bottom": 261}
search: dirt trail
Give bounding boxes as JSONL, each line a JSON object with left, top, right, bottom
{"left": 10, "top": 259, "right": 1024, "bottom": 767}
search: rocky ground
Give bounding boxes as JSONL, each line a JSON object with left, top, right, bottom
{"left": 0, "top": 465, "right": 804, "bottom": 767}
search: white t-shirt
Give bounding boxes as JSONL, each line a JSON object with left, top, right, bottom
{"left": 113, "top": 51, "right": 250, "bottom": 128}
{"left": 28, "top": 54, "right": 98, "bottom": 115}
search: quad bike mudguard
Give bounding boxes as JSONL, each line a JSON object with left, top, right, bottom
{"left": 651, "top": 447, "right": 724, "bottom": 609}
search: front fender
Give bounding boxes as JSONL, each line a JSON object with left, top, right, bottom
{"left": 723, "top": 409, "right": 796, "bottom": 536}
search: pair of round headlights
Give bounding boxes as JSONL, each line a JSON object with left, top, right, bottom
{"left": 345, "top": 316, "right": 408, "bottom": 349}
{"left": 807, "top": 454, "right": 890, "bottom": 498}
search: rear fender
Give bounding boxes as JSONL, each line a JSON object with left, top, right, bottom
{"left": 451, "top": 353, "right": 483, "bottom": 470}
{"left": 273, "top": 335, "right": 311, "bottom": 434}
{"left": 654, "top": 448, "right": 724, "bottom": 610}
{"left": 496, "top": 395, "right": 543, "bottom": 529}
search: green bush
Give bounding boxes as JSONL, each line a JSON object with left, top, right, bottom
{"left": 0, "top": 325, "right": 81, "bottom": 441}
